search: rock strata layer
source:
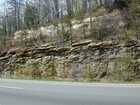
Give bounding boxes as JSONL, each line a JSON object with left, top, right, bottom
{"left": 0, "top": 40, "right": 140, "bottom": 81}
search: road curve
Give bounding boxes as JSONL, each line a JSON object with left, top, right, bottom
{"left": 0, "top": 78, "right": 140, "bottom": 105}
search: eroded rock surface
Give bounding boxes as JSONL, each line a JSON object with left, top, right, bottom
{"left": 0, "top": 41, "right": 140, "bottom": 81}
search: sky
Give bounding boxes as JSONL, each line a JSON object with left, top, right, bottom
{"left": 0, "top": 0, "right": 5, "bottom": 4}
{"left": 0, "top": 0, "right": 5, "bottom": 8}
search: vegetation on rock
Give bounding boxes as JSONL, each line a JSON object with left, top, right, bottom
{"left": 0, "top": 0, "right": 140, "bottom": 82}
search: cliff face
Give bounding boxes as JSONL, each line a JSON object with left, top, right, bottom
{"left": 0, "top": 41, "right": 140, "bottom": 82}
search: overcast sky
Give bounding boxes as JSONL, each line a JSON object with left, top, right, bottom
{"left": 0, "top": 0, "right": 5, "bottom": 4}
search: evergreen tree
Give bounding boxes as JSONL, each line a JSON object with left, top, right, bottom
{"left": 24, "top": 2, "right": 38, "bottom": 29}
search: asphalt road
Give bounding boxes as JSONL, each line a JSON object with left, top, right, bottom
{"left": 0, "top": 78, "right": 140, "bottom": 105}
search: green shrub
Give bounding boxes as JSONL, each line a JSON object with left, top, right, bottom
{"left": 109, "top": 54, "right": 136, "bottom": 82}
{"left": 83, "top": 65, "right": 98, "bottom": 81}
{"left": 23, "top": 62, "right": 41, "bottom": 79}
{"left": 61, "top": 25, "right": 70, "bottom": 41}
{"left": 49, "top": 56, "right": 57, "bottom": 77}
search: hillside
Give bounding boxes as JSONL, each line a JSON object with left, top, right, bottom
{"left": 11, "top": 5, "right": 140, "bottom": 48}
{"left": 0, "top": 1, "right": 140, "bottom": 82}
{"left": 0, "top": 0, "right": 139, "bottom": 49}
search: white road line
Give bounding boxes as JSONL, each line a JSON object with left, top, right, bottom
{"left": 0, "top": 78, "right": 140, "bottom": 88}
{"left": 44, "top": 83, "right": 140, "bottom": 88}
{"left": 0, "top": 86, "right": 24, "bottom": 90}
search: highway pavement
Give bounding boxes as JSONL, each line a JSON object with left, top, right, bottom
{"left": 0, "top": 78, "right": 140, "bottom": 105}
